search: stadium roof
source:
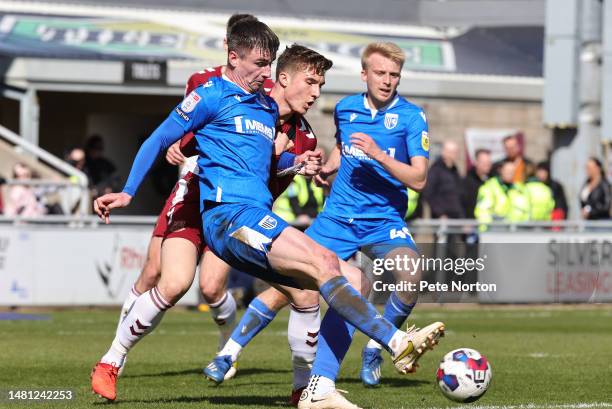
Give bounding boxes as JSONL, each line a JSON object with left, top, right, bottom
{"left": 11, "top": 0, "right": 546, "bottom": 26}
{"left": 0, "top": 1, "right": 544, "bottom": 101}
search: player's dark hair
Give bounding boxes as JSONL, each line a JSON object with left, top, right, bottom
{"left": 226, "top": 13, "right": 258, "bottom": 37}
{"left": 226, "top": 19, "right": 279, "bottom": 59}
{"left": 275, "top": 44, "right": 333, "bottom": 80}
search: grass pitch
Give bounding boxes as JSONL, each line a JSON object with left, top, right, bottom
{"left": 0, "top": 305, "right": 611, "bottom": 409}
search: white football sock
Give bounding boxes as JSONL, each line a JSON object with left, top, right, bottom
{"left": 117, "top": 285, "right": 141, "bottom": 328}
{"left": 366, "top": 339, "right": 383, "bottom": 350}
{"left": 208, "top": 292, "right": 237, "bottom": 351}
{"left": 217, "top": 338, "right": 242, "bottom": 362}
{"left": 288, "top": 304, "right": 320, "bottom": 390}
{"left": 387, "top": 329, "right": 407, "bottom": 358}
{"left": 101, "top": 286, "right": 171, "bottom": 366}
{"left": 306, "top": 374, "right": 335, "bottom": 399}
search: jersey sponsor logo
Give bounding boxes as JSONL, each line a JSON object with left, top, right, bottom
{"left": 234, "top": 116, "right": 275, "bottom": 140}
{"left": 384, "top": 113, "right": 399, "bottom": 130}
{"left": 258, "top": 215, "right": 278, "bottom": 230}
{"left": 341, "top": 141, "right": 396, "bottom": 161}
{"left": 350, "top": 113, "right": 358, "bottom": 122}
{"left": 180, "top": 91, "right": 201, "bottom": 113}
{"left": 421, "top": 131, "right": 429, "bottom": 151}
{"left": 175, "top": 107, "right": 190, "bottom": 121}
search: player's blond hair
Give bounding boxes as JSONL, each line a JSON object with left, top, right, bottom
{"left": 361, "top": 42, "right": 405, "bottom": 70}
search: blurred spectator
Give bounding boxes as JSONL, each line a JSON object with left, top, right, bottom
{"left": 423, "top": 140, "right": 465, "bottom": 219}
{"left": 273, "top": 175, "right": 324, "bottom": 226}
{"left": 4, "top": 163, "right": 46, "bottom": 217}
{"left": 66, "top": 146, "right": 87, "bottom": 172}
{"left": 494, "top": 133, "right": 532, "bottom": 183}
{"left": 525, "top": 163, "right": 555, "bottom": 221}
{"left": 475, "top": 159, "right": 530, "bottom": 229}
{"left": 462, "top": 148, "right": 492, "bottom": 218}
{"left": 85, "top": 135, "right": 119, "bottom": 197}
{"left": 535, "top": 161, "right": 568, "bottom": 220}
{"left": 580, "top": 157, "right": 611, "bottom": 220}
{"left": 62, "top": 147, "right": 89, "bottom": 214}
{"left": 0, "top": 176, "right": 5, "bottom": 214}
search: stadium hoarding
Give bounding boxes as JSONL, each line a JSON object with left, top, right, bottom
{"left": 478, "top": 232, "right": 612, "bottom": 303}
{"left": 0, "top": 226, "right": 200, "bottom": 306}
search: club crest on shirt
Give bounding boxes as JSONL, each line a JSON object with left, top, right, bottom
{"left": 181, "top": 91, "right": 201, "bottom": 113}
{"left": 258, "top": 215, "right": 278, "bottom": 230}
{"left": 384, "top": 113, "right": 399, "bottom": 130}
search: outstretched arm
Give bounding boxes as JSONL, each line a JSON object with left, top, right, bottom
{"left": 93, "top": 117, "right": 186, "bottom": 223}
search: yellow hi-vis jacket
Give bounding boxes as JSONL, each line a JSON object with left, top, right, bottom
{"left": 272, "top": 175, "right": 325, "bottom": 222}
{"left": 475, "top": 177, "right": 530, "bottom": 229}
{"left": 525, "top": 178, "right": 555, "bottom": 221}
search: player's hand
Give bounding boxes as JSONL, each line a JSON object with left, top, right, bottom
{"left": 274, "top": 131, "right": 294, "bottom": 155}
{"left": 350, "top": 132, "right": 385, "bottom": 162}
{"left": 165, "top": 140, "right": 186, "bottom": 166}
{"left": 296, "top": 149, "right": 323, "bottom": 176}
{"left": 93, "top": 192, "right": 132, "bottom": 224}
{"left": 314, "top": 172, "right": 330, "bottom": 187}
{"left": 314, "top": 160, "right": 335, "bottom": 187}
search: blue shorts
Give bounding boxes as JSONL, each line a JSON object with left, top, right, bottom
{"left": 202, "top": 202, "right": 302, "bottom": 289}
{"left": 305, "top": 212, "right": 418, "bottom": 261}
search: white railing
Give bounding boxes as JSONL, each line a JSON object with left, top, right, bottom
{"left": 0, "top": 124, "right": 90, "bottom": 214}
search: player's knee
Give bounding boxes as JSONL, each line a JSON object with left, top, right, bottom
{"left": 312, "top": 247, "right": 342, "bottom": 281}
{"left": 290, "top": 290, "right": 320, "bottom": 308}
{"left": 158, "top": 280, "right": 189, "bottom": 304}
{"left": 200, "top": 280, "right": 225, "bottom": 304}
{"left": 141, "top": 260, "right": 161, "bottom": 287}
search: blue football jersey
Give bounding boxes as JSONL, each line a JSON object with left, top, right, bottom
{"left": 170, "top": 76, "right": 279, "bottom": 208}
{"left": 324, "top": 93, "right": 429, "bottom": 219}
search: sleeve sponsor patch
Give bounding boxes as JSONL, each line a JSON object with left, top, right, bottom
{"left": 421, "top": 131, "right": 429, "bottom": 151}
{"left": 180, "top": 90, "right": 201, "bottom": 113}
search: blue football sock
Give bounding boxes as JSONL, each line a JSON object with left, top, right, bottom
{"left": 383, "top": 291, "right": 416, "bottom": 328}
{"left": 229, "top": 297, "right": 277, "bottom": 347}
{"left": 311, "top": 307, "right": 356, "bottom": 381}
{"left": 319, "top": 276, "right": 398, "bottom": 351}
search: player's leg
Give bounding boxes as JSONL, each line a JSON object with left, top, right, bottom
{"left": 203, "top": 285, "right": 289, "bottom": 384}
{"left": 205, "top": 204, "right": 438, "bottom": 379}
{"left": 361, "top": 241, "right": 422, "bottom": 387}
{"left": 199, "top": 249, "right": 237, "bottom": 351}
{"left": 91, "top": 236, "right": 199, "bottom": 401}
{"left": 117, "top": 236, "right": 163, "bottom": 327}
{"left": 286, "top": 288, "right": 320, "bottom": 405}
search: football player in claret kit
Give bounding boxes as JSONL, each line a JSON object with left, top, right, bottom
{"left": 90, "top": 20, "right": 327, "bottom": 401}
{"left": 297, "top": 42, "right": 444, "bottom": 409}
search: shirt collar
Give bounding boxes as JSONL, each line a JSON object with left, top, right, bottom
{"left": 363, "top": 93, "right": 400, "bottom": 119}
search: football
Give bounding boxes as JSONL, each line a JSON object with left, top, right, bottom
{"left": 437, "top": 348, "right": 492, "bottom": 402}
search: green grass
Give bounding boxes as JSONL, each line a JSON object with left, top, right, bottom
{"left": 1, "top": 305, "right": 611, "bottom": 408}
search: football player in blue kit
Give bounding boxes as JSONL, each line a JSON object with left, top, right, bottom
{"left": 93, "top": 19, "right": 437, "bottom": 407}
{"left": 297, "top": 42, "right": 445, "bottom": 409}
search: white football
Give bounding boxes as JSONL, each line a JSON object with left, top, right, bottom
{"left": 437, "top": 348, "right": 492, "bottom": 403}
